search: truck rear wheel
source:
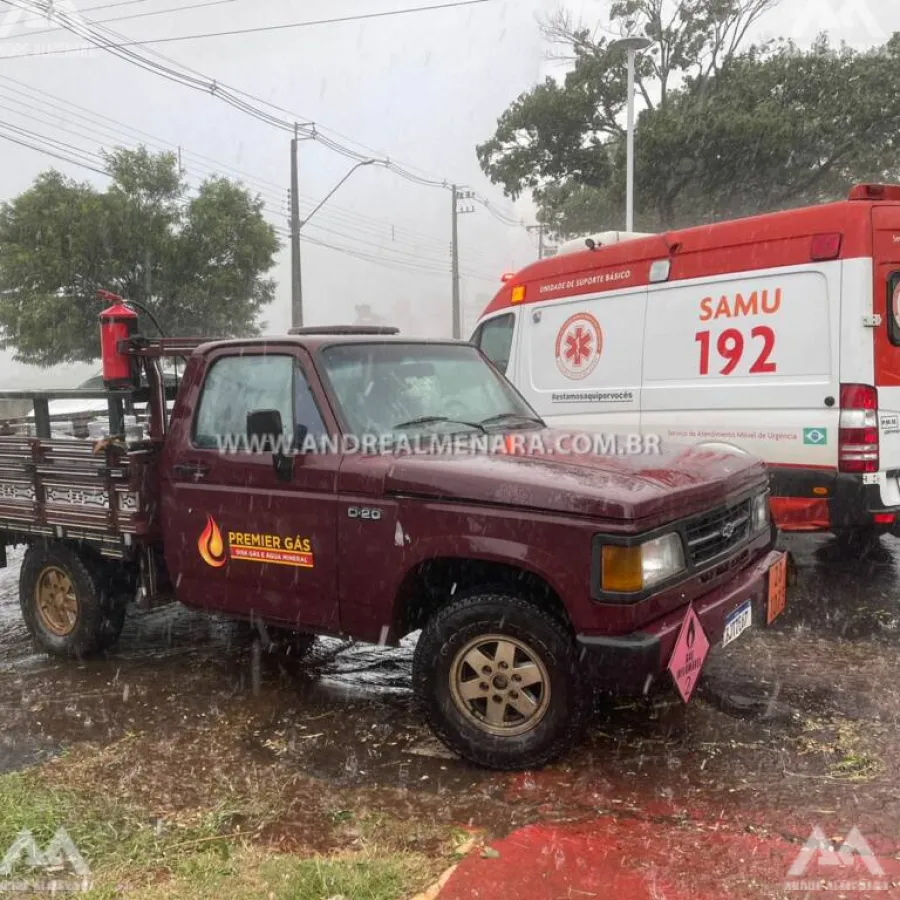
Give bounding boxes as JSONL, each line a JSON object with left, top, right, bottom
{"left": 19, "top": 542, "right": 126, "bottom": 658}
{"left": 412, "top": 592, "right": 589, "bottom": 770}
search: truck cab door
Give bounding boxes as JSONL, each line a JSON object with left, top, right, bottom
{"left": 159, "top": 346, "right": 340, "bottom": 632}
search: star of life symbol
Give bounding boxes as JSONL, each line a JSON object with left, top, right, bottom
{"left": 555, "top": 312, "right": 603, "bottom": 381}
{"left": 0, "top": 827, "right": 92, "bottom": 893}
{"left": 784, "top": 826, "right": 888, "bottom": 892}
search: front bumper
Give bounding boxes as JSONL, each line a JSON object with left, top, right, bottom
{"left": 769, "top": 467, "right": 900, "bottom": 532}
{"left": 577, "top": 548, "right": 784, "bottom": 696}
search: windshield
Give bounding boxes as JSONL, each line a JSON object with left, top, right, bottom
{"left": 319, "top": 341, "right": 538, "bottom": 438}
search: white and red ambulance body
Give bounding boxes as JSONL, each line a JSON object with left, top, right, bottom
{"left": 473, "top": 184, "right": 900, "bottom": 535}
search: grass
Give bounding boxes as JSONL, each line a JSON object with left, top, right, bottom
{"left": 135, "top": 850, "right": 431, "bottom": 900}
{"left": 0, "top": 770, "right": 444, "bottom": 899}
{"left": 797, "top": 715, "right": 882, "bottom": 782}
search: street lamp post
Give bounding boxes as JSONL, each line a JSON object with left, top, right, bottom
{"left": 290, "top": 156, "right": 382, "bottom": 328}
{"left": 609, "top": 36, "right": 652, "bottom": 233}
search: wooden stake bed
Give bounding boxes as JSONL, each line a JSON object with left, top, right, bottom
{"left": 0, "top": 432, "right": 157, "bottom": 558}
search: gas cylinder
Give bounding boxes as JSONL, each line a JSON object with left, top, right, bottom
{"left": 98, "top": 291, "right": 138, "bottom": 389}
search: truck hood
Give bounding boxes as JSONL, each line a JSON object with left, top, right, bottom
{"left": 383, "top": 431, "right": 767, "bottom": 525}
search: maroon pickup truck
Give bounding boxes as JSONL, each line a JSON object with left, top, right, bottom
{"left": 0, "top": 311, "right": 787, "bottom": 769}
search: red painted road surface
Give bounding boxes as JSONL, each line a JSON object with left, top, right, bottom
{"left": 439, "top": 812, "right": 900, "bottom": 899}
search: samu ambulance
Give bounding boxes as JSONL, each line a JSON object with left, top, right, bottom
{"left": 472, "top": 183, "right": 900, "bottom": 537}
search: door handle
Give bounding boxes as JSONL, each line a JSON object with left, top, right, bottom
{"left": 173, "top": 462, "right": 210, "bottom": 481}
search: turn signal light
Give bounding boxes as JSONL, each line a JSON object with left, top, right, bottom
{"left": 601, "top": 545, "right": 644, "bottom": 593}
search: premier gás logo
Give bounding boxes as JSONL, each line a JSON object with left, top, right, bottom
{"left": 198, "top": 515, "right": 226, "bottom": 568}
{"left": 555, "top": 312, "right": 603, "bottom": 380}
{"left": 197, "top": 516, "right": 315, "bottom": 569}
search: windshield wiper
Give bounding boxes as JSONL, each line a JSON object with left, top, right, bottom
{"left": 479, "top": 412, "right": 544, "bottom": 428}
{"left": 392, "top": 415, "right": 487, "bottom": 434}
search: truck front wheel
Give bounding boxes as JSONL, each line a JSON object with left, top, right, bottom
{"left": 19, "top": 542, "right": 126, "bottom": 658}
{"left": 412, "top": 592, "right": 589, "bottom": 770}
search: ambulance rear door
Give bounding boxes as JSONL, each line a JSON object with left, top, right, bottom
{"left": 871, "top": 205, "right": 900, "bottom": 500}
{"left": 641, "top": 265, "right": 841, "bottom": 471}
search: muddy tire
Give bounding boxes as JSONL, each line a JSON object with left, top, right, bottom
{"left": 19, "top": 541, "right": 126, "bottom": 658}
{"left": 413, "top": 592, "right": 589, "bottom": 770}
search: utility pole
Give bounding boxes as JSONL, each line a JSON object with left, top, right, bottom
{"left": 527, "top": 224, "right": 545, "bottom": 259}
{"left": 451, "top": 185, "right": 460, "bottom": 339}
{"left": 451, "top": 186, "right": 475, "bottom": 339}
{"left": 290, "top": 123, "right": 303, "bottom": 329}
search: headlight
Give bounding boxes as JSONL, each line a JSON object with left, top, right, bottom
{"left": 601, "top": 533, "right": 686, "bottom": 593}
{"left": 751, "top": 492, "right": 770, "bottom": 534}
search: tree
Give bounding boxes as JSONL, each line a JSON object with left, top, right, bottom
{"left": 477, "top": 2, "right": 900, "bottom": 236}
{"left": 0, "top": 147, "right": 280, "bottom": 365}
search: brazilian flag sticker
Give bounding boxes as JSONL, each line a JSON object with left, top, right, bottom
{"left": 803, "top": 428, "right": 828, "bottom": 446}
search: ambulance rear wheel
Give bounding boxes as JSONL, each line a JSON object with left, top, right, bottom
{"left": 20, "top": 541, "right": 125, "bottom": 658}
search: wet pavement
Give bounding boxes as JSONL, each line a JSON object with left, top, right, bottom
{"left": 1, "top": 535, "right": 899, "bottom": 897}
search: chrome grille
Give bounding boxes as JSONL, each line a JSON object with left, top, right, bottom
{"left": 684, "top": 499, "right": 752, "bottom": 566}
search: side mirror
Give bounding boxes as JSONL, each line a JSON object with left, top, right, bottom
{"left": 247, "top": 409, "right": 295, "bottom": 483}
{"left": 247, "top": 409, "right": 283, "bottom": 453}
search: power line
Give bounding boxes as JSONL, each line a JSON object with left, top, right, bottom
{"left": 0, "top": 0, "right": 249, "bottom": 42}
{"left": 1, "top": 118, "right": 505, "bottom": 283}
{"left": 0, "top": 0, "right": 526, "bottom": 229}
{"left": 0, "top": 73, "right": 500, "bottom": 265}
{"left": 0, "top": 122, "right": 108, "bottom": 174}
{"left": 0, "top": 0, "right": 493, "bottom": 57}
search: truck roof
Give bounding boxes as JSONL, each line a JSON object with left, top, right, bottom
{"left": 193, "top": 334, "right": 469, "bottom": 355}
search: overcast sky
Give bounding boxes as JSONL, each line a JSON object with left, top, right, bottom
{"left": 0, "top": 0, "right": 896, "bottom": 387}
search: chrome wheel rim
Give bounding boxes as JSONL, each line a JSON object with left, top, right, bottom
{"left": 35, "top": 566, "right": 79, "bottom": 637}
{"left": 449, "top": 634, "right": 551, "bottom": 737}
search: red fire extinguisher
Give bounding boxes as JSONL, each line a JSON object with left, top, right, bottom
{"left": 98, "top": 290, "right": 139, "bottom": 389}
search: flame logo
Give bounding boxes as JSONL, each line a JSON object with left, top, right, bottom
{"left": 198, "top": 515, "right": 226, "bottom": 568}
{"left": 686, "top": 617, "right": 696, "bottom": 649}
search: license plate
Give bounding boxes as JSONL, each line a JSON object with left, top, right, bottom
{"left": 767, "top": 552, "right": 788, "bottom": 624}
{"left": 722, "top": 599, "right": 752, "bottom": 647}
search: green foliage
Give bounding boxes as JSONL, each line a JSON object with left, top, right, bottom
{"left": 0, "top": 147, "right": 280, "bottom": 365}
{"left": 478, "top": 2, "right": 900, "bottom": 236}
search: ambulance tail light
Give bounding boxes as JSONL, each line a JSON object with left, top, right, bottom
{"left": 839, "top": 384, "right": 879, "bottom": 474}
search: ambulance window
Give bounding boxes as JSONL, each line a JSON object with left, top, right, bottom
{"left": 889, "top": 273, "right": 900, "bottom": 346}
{"left": 472, "top": 313, "right": 515, "bottom": 375}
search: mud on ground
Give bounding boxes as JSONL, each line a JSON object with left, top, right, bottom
{"left": 0, "top": 534, "right": 899, "bottom": 897}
